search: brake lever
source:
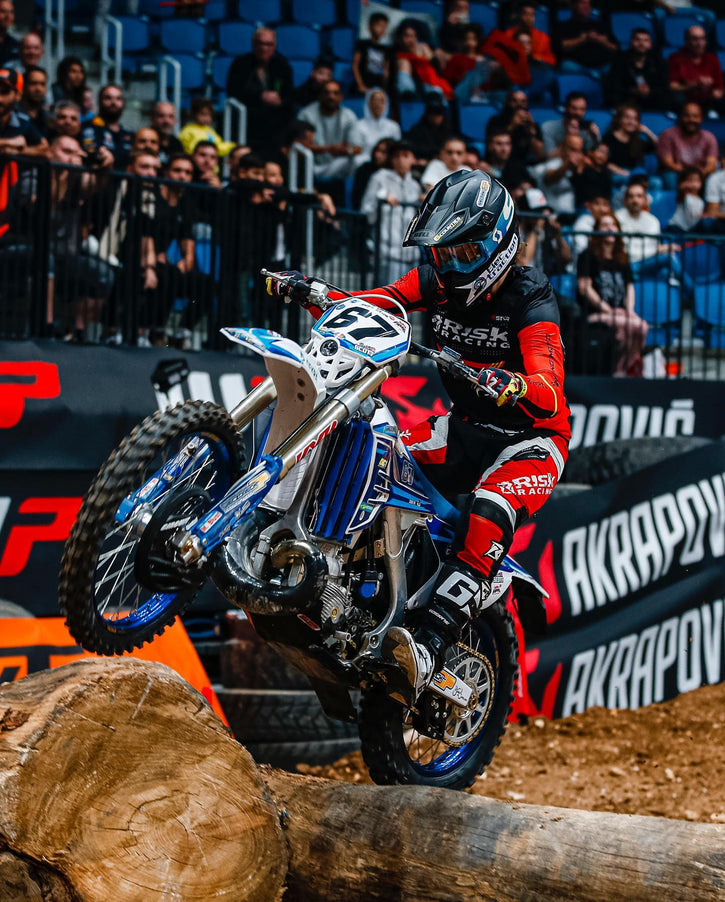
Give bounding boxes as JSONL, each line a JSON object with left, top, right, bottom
{"left": 411, "top": 342, "right": 499, "bottom": 400}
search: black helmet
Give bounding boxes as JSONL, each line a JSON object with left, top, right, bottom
{"left": 403, "top": 169, "right": 519, "bottom": 308}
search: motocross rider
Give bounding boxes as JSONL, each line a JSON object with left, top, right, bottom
{"left": 267, "top": 169, "right": 571, "bottom": 700}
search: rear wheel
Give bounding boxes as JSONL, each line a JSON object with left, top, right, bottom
{"left": 358, "top": 602, "right": 517, "bottom": 790}
{"left": 59, "top": 401, "right": 245, "bottom": 655}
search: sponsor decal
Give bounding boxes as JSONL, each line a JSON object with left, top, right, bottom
{"left": 475, "top": 178, "right": 490, "bottom": 208}
{"left": 0, "top": 496, "right": 82, "bottom": 577}
{"left": 219, "top": 467, "right": 272, "bottom": 513}
{"left": 0, "top": 362, "right": 61, "bottom": 428}
{"left": 469, "top": 232, "right": 519, "bottom": 299}
{"left": 498, "top": 473, "right": 556, "bottom": 496}
{"left": 295, "top": 420, "right": 338, "bottom": 462}
{"left": 569, "top": 398, "right": 695, "bottom": 450}
{"left": 199, "top": 510, "right": 222, "bottom": 534}
{"left": 432, "top": 315, "right": 510, "bottom": 351}
{"left": 400, "top": 460, "right": 415, "bottom": 486}
{"left": 433, "top": 215, "right": 463, "bottom": 242}
{"left": 484, "top": 539, "right": 505, "bottom": 560}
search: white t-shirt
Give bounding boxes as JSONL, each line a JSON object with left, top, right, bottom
{"left": 704, "top": 169, "right": 725, "bottom": 211}
{"left": 614, "top": 207, "right": 661, "bottom": 263}
{"left": 531, "top": 158, "right": 575, "bottom": 215}
{"left": 420, "top": 159, "right": 471, "bottom": 190}
{"left": 572, "top": 212, "right": 595, "bottom": 255}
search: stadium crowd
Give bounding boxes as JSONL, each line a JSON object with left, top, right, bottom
{"left": 1, "top": 0, "right": 725, "bottom": 372}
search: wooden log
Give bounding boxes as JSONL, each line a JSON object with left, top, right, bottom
{"left": 264, "top": 772, "right": 725, "bottom": 902}
{"left": 0, "top": 658, "right": 286, "bottom": 902}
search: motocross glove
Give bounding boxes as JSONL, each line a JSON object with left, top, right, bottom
{"left": 477, "top": 367, "right": 527, "bottom": 407}
{"left": 264, "top": 270, "right": 310, "bottom": 304}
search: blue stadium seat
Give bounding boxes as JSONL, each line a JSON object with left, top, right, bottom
{"left": 693, "top": 282, "right": 725, "bottom": 348}
{"left": 344, "top": 96, "right": 365, "bottom": 117}
{"left": 399, "top": 0, "right": 444, "bottom": 19}
{"left": 107, "top": 17, "right": 151, "bottom": 73}
{"left": 345, "top": 0, "right": 361, "bottom": 27}
{"left": 167, "top": 53, "right": 205, "bottom": 90}
{"left": 640, "top": 112, "right": 676, "bottom": 136}
{"left": 636, "top": 280, "right": 682, "bottom": 346}
{"left": 468, "top": 2, "right": 499, "bottom": 34}
{"left": 557, "top": 73, "right": 602, "bottom": 109}
{"left": 718, "top": 51, "right": 725, "bottom": 77}
{"left": 212, "top": 54, "right": 234, "bottom": 90}
{"left": 529, "top": 106, "right": 558, "bottom": 126}
{"left": 648, "top": 190, "right": 677, "bottom": 226}
{"left": 549, "top": 273, "right": 575, "bottom": 303}
{"left": 139, "top": 0, "right": 174, "bottom": 19}
{"left": 289, "top": 58, "right": 314, "bottom": 85}
{"left": 663, "top": 13, "right": 711, "bottom": 49}
{"left": 610, "top": 12, "right": 655, "bottom": 47}
{"left": 399, "top": 100, "right": 425, "bottom": 131}
{"left": 276, "top": 25, "right": 321, "bottom": 60}
{"left": 292, "top": 0, "right": 337, "bottom": 27}
{"left": 459, "top": 104, "right": 497, "bottom": 140}
{"left": 160, "top": 19, "right": 206, "bottom": 54}
{"left": 334, "top": 61, "right": 354, "bottom": 91}
{"left": 683, "top": 241, "right": 723, "bottom": 284}
{"left": 329, "top": 25, "right": 356, "bottom": 60}
{"left": 717, "top": 20, "right": 725, "bottom": 49}
{"left": 203, "top": 1, "right": 227, "bottom": 21}
{"left": 534, "top": 5, "right": 549, "bottom": 34}
{"left": 706, "top": 117, "right": 725, "bottom": 146}
{"left": 586, "top": 109, "right": 612, "bottom": 135}
{"left": 238, "top": 0, "right": 282, "bottom": 22}
{"left": 218, "top": 22, "right": 255, "bottom": 56}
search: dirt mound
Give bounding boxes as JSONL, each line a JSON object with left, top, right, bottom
{"left": 297, "top": 681, "right": 725, "bottom": 823}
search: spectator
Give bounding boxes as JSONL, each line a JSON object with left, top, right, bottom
{"left": 571, "top": 141, "right": 613, "bottom": 208}
{"left": 542, "top": 92, "right": 600, "bottom": 158}
{"left": 668, "top": 166, "right": 705, "bottom": 232}
{"left": 150, "top": 101, "right": 183, "bottom": 166}
{"left": 0, "top": 69, "right": 47, "bottom": 158}
{"left": 481, "top": 128, "right": 530, "bottom": 190}
{"left": 657, "top": 102, "right": 718, "bottom": 189}
{"left": 298, "top": 80, "right": 361, "bottom": 182}
{"left": 532, "top": 133, "right": 586, "bottom": 220}
{"left": 361, "top": 140, "right": 422, "bottom": 284}
{"left": 555, "top": 0, "right": 618, "bottom": 73}
{"left": 131, "top": 128, "right": 161, "bottom": 159}
{"left": 352, "top": 136, "right": 393, "bottom": 208}
{"left": 668, "top": 25, "right": 724, "bottom": 114}
{"left": 603, "top": 105, "right": 659, "bottom": 189}
{"left": 52, "top": 56, "right": 87, "bottom": 108}
{"left": 441, "top": 24, "right": 487, "bottom": 90}
{"left": 438, "top": 0, "right": 473, "bottom": 55}
{"left": 223, "top": 143, "right": 253, "bottom": 184}
{"left": 355, "top": 88, "right": 400, "bottom": 164}
{"left": 420, "top": 135, "right": 471, "bottom": 191}
{"left": 192, "top": 140, "right": 221, "bottom": 189}
{"left": 394, "top": 22, "right": 454, "bottom": 101}
{"left": 502, "top": 103, "right": 546, "bottom": 166}
{"left": 0, "top": 0, "right": 17, "bottom": 67}
{"left": 8, "top": 32, "right": 44, "bottom": 72}
{"left": 603, "top": 28, "right": 669, "bottom": 112}
{"left": 226, "top": 27, "right": 294, "bottom": 161}
{"left": 703, "top": 151, "right": 725, "bottom": 228}
{"left": 404, "top": 94, "right": 452, "bottom": 166}
{"left": 615, "top": 181, "right": 692, "bottom": 292}
{"left": 86, "top": 84, "right": 134, "bottom": 170}
{"left": 178, "top": 98, "right": 235, "bottom": 157}
{"left": 577, "top": 211, "right": 648, "bottom": 377}
{"left": 502, "top": 4, "right": 557, "bottom": 104}
{"left": 50, "top": 100, "right": 81, "bottom": 138}
{"left": 19, "top": 66, "right": 49, "bottom": 138}
{"left": 517, "top": 187, "right": 572, "bottom": 274}
{"left": 293, "top": 57, "right": 333, "bottom": 109}
{"left": 352, "top": 11, "right": 392, "bottom": 96}
{"left": 481, "top": 26, "right": 531, "bottom": 88}
{"left": 572, "top": 193, "right": 613, "bottom": 255}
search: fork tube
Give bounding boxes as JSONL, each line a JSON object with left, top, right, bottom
{"left": 229, "top": 376, "right": 277, "bottom": 429}
{"left": 273, "top": 365, "right": 392, "bottom": 479}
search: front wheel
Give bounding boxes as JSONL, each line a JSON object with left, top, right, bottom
{"left": 358, "top": 602, "right": 518, "bottom": 790}
{"left": 59, "top": 401, "right": 245, "bottom": 655}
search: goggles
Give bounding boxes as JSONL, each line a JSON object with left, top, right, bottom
{"left": 425, "top": 240, "right": 491, "bottom": 274}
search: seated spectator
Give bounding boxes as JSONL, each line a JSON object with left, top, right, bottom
{"left": 352, "top": 11, "right": 392, "bottom": 97}
{"left": 394, "top": 22, "right": 454, "bottom": 101}
{"left": 657, "top": 102, "right": 718, "bottom": 190}
{"left": 603, "top": 28, "right": 669, "bottom": 112}
{"left": 226, "top": 28, "right": 294, "bottom": 161}
{"left": 355, "top": 88, "right": 400, "bottom": 165}
{"left": 131, "top": 127, "right": 160, "bottom": 159}
{"left": 482, "top": 27, "right": 531, "bottom": 88}
{"left": 532, "top": 133, "right": 585, "bottom": 221}
{"left": 404, "top": 94, "right": 452, "bottom": 166}
{"left": 19, "top": 66, "right": 50, "bottom": 138}
{"left": 555, "top": 0, "right": 618, "bottom": 73}
{"left": 294, "top": 57, "right": 333, "bottom": 109}
{"left": 441, "top": 24, "right": 487, "bottom": 89}
{"left": 572, "top": 194, "right": 613, "bottom": 255}
{"left": 481, "top": 128, "right": 531, "bottom": 190}
{"left": 298, "top": 80, "right": 361, "bottom": 183}
{"left": 150, "top": 101, "right": 183, "bottom": 167}
{"left": 52, "top": 56, "right": 87, "bottom": 108}
{"left": 437, "top": 0, "right": 473, "bottom": 56}
{"left": 577, "top": 211, "right": 648, "bottom": 377}
{"left": 501, "top": 9, "right": 558, "bottom": 105}
{"left": 603, "top": 105, "right": 658, "bottom": 188}
{"left": 86, "top": 84, "right": 133, "bottom": 170}
{"left": 464, "top": 143, "right": 484, "bottom": 170}
{"left": 450, "top": 32, "right": 505, "bottom": 105}
{"left": 223, "top": 142, "right": 253, "bottom": 184}
{"left": 361, "top": 140, "right": 422, "bottom": 284}
{"left": 420, "top": 135, "right": 471, "bottom": 192}
{"left": 517, "top": 187, "right": 572, "bottom": 274}
{"left": 505, "top": 104, "right": 546, "bottom": 166}
{"left": 192, "top": 140, "right": 221, "bottom": 189}
{"left": 179, "top": 98, "right": 235, "bottom": 157}
{"left": 703, "top": 151, "right": 725, "bottom": 229}
{"left": 8, "top": 32, "right": 44, "bottom": 72}
{"left": 0, "top": 0, "right": 18, "bottom": 67}
{"left": 668, "top": 166, "right": 705, "bottom": 232}
{"left": 352, "top": 136, "right": 393, "bottom": 208}
{"left": 542, "top": 92, "right": 600, "bottom": 158}
{"left": 0, "top": 69, "right": 48, "bottom": 158}
{"left": 571, "top": 141, "right": 613, "bottom": 209}
{"left": 615, "top": 181, "right": 692, "bottom": 293}
{"left": 668, "top": 25, "right": 724, "bottom": 115}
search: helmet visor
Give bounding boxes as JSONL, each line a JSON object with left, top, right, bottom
{"left": 426, "top": 241, "right": 488, "bottom": 274}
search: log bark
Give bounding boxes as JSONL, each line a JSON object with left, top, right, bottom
{"left": 0, "top": 658, "right": 286, "bottom": 902}
{"left": 1, "top": 659, "right": 723, "bottom": 902}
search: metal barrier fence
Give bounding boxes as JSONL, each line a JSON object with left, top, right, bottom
{"left": 1, "top": 158, "right": 725, "bottom": 380}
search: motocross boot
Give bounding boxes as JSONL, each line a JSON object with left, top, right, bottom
{"left": 387, "top": 561, "right": 491, "bottom": 700}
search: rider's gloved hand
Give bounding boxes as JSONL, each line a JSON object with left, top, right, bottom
{"left": 477, "top": 368, "right": 527, "bottom": 407}
{"left": 265, "top": 270, "right": 310, "bottom": 304}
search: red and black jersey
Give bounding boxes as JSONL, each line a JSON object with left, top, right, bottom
{"left": 326, "top": 263, "right": 571, "bottom": 443}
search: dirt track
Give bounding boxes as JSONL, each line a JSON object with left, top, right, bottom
{"left": 299, "top": 681, "right": 725, "bottom": 823}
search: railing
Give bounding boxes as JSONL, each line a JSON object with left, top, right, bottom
{"left": 44, "top": 0, "right": 65, "bottom": 91}
{"left": 157, "top": 56, "right": 182, "bottom": 118}
{"left": 101, "top": 15, "right": 123, "bottom": 87}
{"left": 222, "top": 99, "right": 247, "bottom": 148}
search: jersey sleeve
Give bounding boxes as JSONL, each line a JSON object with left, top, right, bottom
{"left": 515, "top": 320, "right": 567, "bottom": 421}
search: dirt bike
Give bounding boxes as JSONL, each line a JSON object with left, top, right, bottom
{"left": 59, "top": 270, "right": 547, "bottom": 790}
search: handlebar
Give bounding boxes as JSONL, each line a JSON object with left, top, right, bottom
{"left": 260, "top": 268, "right": 336, "bottom": 310}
